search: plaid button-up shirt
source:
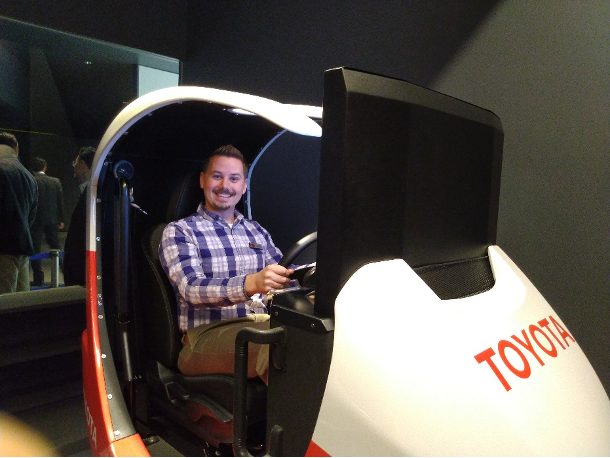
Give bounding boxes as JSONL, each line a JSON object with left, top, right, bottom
{"left": 159, "top": 204, "right": 283, "bottom": 332}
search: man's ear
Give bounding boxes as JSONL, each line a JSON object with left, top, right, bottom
{"left": 199, "top": 171, "right": 205, "bottom": 189}
{"left": 242, "top": 179, "right": 248, "bottom": 195}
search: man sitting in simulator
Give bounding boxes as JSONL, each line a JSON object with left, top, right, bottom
{"left": 159, "top": 145, "right": 293, "bottom": 384}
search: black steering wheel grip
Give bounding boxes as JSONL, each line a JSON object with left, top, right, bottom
{"left": 278, "top": 231, "right": 317, "bottom": 267}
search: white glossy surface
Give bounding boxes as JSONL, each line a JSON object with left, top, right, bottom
{"left": 86, "top": 86, "right": 322, "bottom": 251}
{"left": 312, "top": 246, "right": 610, "bottom": 456}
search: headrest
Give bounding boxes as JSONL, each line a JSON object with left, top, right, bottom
{"left": 166, "top": 172, "right": 203, "bottom": 222}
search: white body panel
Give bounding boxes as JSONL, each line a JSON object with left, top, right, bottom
{"left": 313, "top": 246, "right": 610, "bottom": 456}
{"left": 86, "top": 86, "right": 322, "bottom": 253}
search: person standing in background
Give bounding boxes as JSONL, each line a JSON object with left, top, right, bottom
{"left": 63, "top": 146, "right": 95, "bottom": 286}
{"left": 0, "top": 132, "right": 38, "bottom": 294}
{"left": 30, "top": 156, "right": 65, "bottom": 286}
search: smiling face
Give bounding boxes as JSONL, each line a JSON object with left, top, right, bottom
{"left": 200, "top": 155, "right": 248, "bottom": 223}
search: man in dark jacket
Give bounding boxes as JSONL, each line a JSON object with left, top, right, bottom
{"left": 63, "top": 146, "right": 95, "bottom": 286}
{"left": 30, "top": 156, "right": 65, "bottom": 286}
{"left": 0, "top": 132, "right": 38, "bottom": 294}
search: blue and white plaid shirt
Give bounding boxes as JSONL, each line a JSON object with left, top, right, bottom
{"left": 159, "top": 204, "right": 283, "bottom": 332}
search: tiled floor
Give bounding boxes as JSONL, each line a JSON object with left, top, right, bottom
{"left": 4, "top": 232, "right": 91, "bottom": 456}
{"left": 6, "top": 381, "right": 90, "bottom": 456}
{"left": 13, "top": 235, "right": 185, "bottom": 456}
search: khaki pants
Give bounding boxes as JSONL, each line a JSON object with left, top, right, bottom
{"left": 177, "top": 314, "right": 271, "bottom": 384}
{"left": 0, "top": 254, "right": 30, "bottom": 294}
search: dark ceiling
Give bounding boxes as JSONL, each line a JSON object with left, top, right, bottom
{"left": 0, "top": 16, "right": 179, "bottom": 140}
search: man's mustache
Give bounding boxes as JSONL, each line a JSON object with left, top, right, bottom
{"left": 214, "top": 187, "right": 236, "bottom": 196}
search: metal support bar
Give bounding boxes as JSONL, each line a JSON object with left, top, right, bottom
{"left": 50, "top": 249, "right": 61, "bottom": 288}
{"left": 233, "top": 326, "right": 286, "bottom": 457}
{"left": 115, "top": 176, "right": 137, "bottom": 424}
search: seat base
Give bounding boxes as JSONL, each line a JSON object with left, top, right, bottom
{"left": 145, "top": 360, "right": 267, "bottom": 447}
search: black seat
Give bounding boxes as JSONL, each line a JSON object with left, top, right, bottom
{"left": 138, "top": 172, "right": 267, "bottom": 447}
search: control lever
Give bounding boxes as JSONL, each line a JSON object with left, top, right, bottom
{"left": 129, "top": 188, "right": 147, "bottom": 215}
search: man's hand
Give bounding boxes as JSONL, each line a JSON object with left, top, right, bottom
{"left": 245, "top": 264, "right": 294, "bottom": 295}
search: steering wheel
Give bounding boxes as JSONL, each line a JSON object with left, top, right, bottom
{"left": 278, "top": 231, "right": 317, "bottom": 289}
{"left": 279, "top": 231, "right": 317, "bottom": 267}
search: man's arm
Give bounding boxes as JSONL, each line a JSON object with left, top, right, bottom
{"left": 29, "top": 176, "right": 38, "bottom": 229}
{"left": 245, "top": 223, "right": 292, "bottom": 294}
{"left": 56, "top": 178, "right": 65, "bottom": 228}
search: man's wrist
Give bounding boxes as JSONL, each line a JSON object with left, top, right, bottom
{"left": 244, "top": 273, "right": 256, "bottom": 296}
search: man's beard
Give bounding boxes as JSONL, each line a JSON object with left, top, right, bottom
{"left": 209, "top": 201, "right": 231, "bottom": 212}
{"left": 210, "top": 187, "right": 235, "bottom": 212}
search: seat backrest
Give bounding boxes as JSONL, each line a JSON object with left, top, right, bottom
{"left": 165, "top": 171, "right": 203, "bottom": 223}
{"left": 139, "top": 171, "right": 202, "bottom": 368}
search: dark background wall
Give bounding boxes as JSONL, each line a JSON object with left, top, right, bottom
{"left": 433, "top": 0, "right": 610, "bottom": 396}
{"left": 0, "top": 0, "right": 607, "bottom": 397}
{"left": 0, "top": 0, "right": 186, "bottom": 224}
{"left": 0, "top": 0, "right": 187, "bottom": 60}
{"left": 183, "top": 0, "right": 610, "bottom": 397}
{"left": 183, "top": 0, "right": 499, "bottom": 100}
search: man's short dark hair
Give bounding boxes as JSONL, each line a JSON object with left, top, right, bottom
{"left": 78, "top": 146, "right": 96, "bottom": 169}
{"left": 202, "top": 144, "right": 249, "bottom": 175}
{"left": 0, "top": 132, "right": 19, "bottom": 151}
{"left": 31, "top": 156, "right": 47, "bottom": 173}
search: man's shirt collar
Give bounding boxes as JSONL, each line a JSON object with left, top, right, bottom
{"left": 197, "top": 203, "right": 244, "bottom": 226}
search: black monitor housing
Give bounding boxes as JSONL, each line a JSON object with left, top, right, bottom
{"left": 315, "top": 67, "right": 504, "bottom": 315}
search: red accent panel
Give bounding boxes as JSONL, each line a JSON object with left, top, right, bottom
{"left": 306, "top": 441, "right": 331, "bottom": 457}
{"left": 83, "top": 250, "right": 114, "bottom": 455}
{"left": 82, "top": 250, "right": 147, "bottom": 456}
